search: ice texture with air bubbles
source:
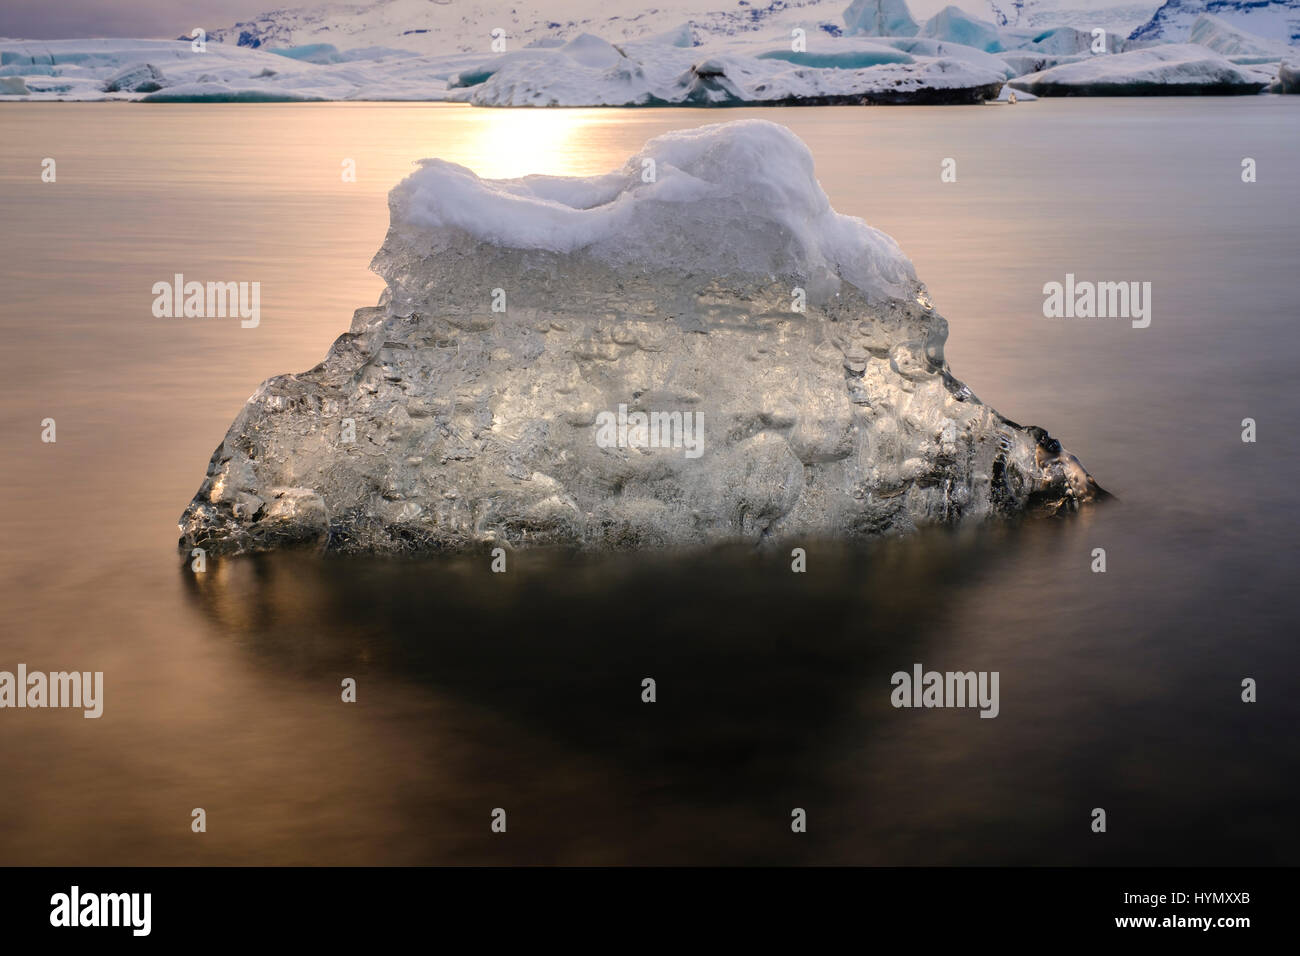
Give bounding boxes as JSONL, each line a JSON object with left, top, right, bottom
{"left": 178, "top": 120, "right": 1105, "bottom": 556}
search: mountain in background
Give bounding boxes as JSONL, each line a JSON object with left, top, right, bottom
{"left": 985, "top": 0, "right": 1162, "bottom": 35}
{"left": 205, "top": 0, "right": 1298, "bottom": 57}
{"left": 1128, "top": 0, "right": 1300, "bottom": 45}
{"left": 208, "top": 0, "right": 858, "bottom": 54}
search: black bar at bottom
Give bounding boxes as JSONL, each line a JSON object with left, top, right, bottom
{"left": 1, "top": 866, "right": 1282, "bottom": 941}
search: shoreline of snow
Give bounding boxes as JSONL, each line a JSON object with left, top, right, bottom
{"left": 1, "top": 18, "right": 1293, "bottom": 106}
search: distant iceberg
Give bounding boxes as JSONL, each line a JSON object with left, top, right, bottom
{"left": 1009, "top": 42, "right": 1272, "bottom": 93}
{"left": 0, "top": 33, "right": 1006, "bottom": 105}
{"left": 452, "top": 34, "right": 1007, "bottom": 106}
{"left": 177, "top": 121, "right": 1105, "bottom": 557}
{"left": 919, "top": 6, "right": 1006, "bottom": 53}
{"left": 842, "top": 0, "right": 920, "bottom": 38}
{"left": 3, "top": 2, "right": 1292, "bottom": 105}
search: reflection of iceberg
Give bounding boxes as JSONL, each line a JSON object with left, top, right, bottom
{"left": 178, "top": 121, "right": 1104, "bottom": 557}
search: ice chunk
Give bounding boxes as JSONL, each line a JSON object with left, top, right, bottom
{"left": 1271, "top": 59, "right": 1300, "bottom": 90}
{"left": 102, "top": 62, "right": 167, "bottom": 93}
{"left": 177, "top": 121, "right": 1105, "bottom": 557}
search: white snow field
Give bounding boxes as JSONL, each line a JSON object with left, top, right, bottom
{"left": 1, "top": 0, "right": 1295, "bottom": 103}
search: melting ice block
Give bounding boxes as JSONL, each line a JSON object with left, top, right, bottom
{"left": 178, "top": 120, "right": 1104, "bottom": 556}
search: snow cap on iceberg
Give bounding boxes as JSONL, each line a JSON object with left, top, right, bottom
{"left": 384, "top": 119, "right": 918, "bottom": 303}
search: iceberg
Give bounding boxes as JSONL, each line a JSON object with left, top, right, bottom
{"left": 919, "top": 6, "right": 1006, "bottom": 52}
{"left": 0, "top": 37, "right": 371, "bottom": 100}
{"left": 0, "top": 34, "right": 1005, "bottom": 105}
{"left": 1009, "top": 42, "right": 1272, "bottom": 93}
{"left": 177, "top": 121, "right": 1105, "bottom": 557}
{"left": 1271, "top": 59, "right": 1300, "bottom": 90}
{"left": 452, "top": 36, "right": 1006, "bottom": 106}
{"left": 842, "top": 0, "right": 920, "bottom": 38}
{"left": 1011, "top": 26, "right": 1127, "bottom": 54}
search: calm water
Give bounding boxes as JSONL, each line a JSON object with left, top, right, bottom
{"left": 0, "top": 100, "right": 1297, "bottom": 865}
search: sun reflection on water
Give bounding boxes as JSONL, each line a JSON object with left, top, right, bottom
{"left": 451, "top": 108, "right": 607, "bottom": 179}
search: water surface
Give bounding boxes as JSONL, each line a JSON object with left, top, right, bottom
{"left": 0, "top": 99, "right": 1296, "bottom": 864}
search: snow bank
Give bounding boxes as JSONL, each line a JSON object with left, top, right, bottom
{"left": 1009, "top": 42, "right": 1272, "bottom": 93}
{"left": 0, "top": 34, "right": 1005, "bottom": 105}
{"left": 386, "top": 119, "right": 917, "bottom": 303}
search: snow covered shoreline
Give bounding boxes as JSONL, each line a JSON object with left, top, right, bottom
{"left": 1, "top": 0, "right": 1295, "bottom": 104}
